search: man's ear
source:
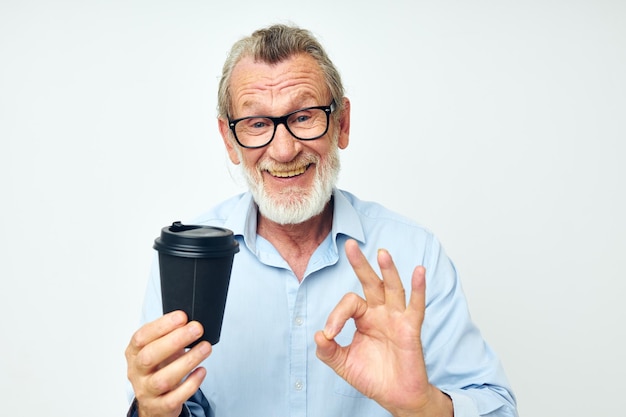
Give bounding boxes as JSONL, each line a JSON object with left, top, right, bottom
{"left": 337, "top": 97, "right": 351, "bottom": 150}
{"left": 218, "top": 118, "right": 240, "bottom": 164}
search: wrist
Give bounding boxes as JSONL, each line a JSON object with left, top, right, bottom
{"left": 391, "top": 386, "right": 453, "bottom": 417}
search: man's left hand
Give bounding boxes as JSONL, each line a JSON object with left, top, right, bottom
{"left": 314, "top": 239, "right": 453, "bottom": 417}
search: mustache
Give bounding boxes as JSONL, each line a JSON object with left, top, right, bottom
{"left": 257, "top": 153, "right": 319, "bottom": 172}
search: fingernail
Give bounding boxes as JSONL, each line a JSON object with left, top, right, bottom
{"left": 198, "top": 342, "right": 211, "bottom": 355}
{"left": 378, "top": 248, "right": 392, "bottom": 262}
{"left": 170, "top": 311, "right": 185, "bottom": 325}
{"left": 188, "top": 322, "right": 203, "bottom": 337}
{"left": 323, "top": 326, "right": 335, "bottom": 340}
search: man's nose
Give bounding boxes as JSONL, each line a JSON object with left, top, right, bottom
{"left": 268, "top": 123, "right": 300, "bottom": 162}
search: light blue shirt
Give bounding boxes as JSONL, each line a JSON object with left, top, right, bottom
{"left": 134, "top": 189, "right": 517, "bottom": 417}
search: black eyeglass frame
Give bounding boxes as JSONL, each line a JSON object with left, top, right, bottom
{"left": 227, "top": 100, "right": 336, "bottom": 149}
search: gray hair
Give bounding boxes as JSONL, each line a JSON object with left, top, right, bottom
{"left": 217, "top": 24, "right": 345, "bottom": 121}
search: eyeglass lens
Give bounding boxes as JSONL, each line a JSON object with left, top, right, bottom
{"left": 234, "top": 107, "right": 329, "bottom": 148}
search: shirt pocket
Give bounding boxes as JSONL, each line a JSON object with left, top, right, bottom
{"left": 333, "top": 376, "right": 367, "bottom": 398}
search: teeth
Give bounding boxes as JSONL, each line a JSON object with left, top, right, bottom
{"left": 269, "top": 165, "right": 307, "bottom": 178}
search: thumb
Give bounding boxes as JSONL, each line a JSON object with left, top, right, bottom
{"left": 314, "top": 330, "right": 346, "bottom": 373}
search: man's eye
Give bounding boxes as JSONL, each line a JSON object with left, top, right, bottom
{"left": 291, "top": 111, "right": 313, "bottom": 124}
{"left": 243, "top": 118, "right": 270, "bottom": 129}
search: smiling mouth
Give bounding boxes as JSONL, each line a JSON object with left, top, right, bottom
{"left": 268, "top": 164, "right": 311, "bottom": 178}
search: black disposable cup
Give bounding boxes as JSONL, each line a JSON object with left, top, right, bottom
{"left": 153, "top": 221, "right": 239, "bottom": 347}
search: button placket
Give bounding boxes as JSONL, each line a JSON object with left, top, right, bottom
{"left": 288, "top": 283, "right": 307, "bottom": 415}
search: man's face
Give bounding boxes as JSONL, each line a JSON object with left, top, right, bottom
{"left": 219, "top": 54, "right": 350, "bottom": 225}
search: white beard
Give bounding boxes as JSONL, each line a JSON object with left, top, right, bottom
{"left": 236, "top": 139, "right": 341, "bottom": 225}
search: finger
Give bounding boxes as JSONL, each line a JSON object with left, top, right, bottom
{"left": 127, "top": 311, "right": 188, "bottom": 356}
{"left": 176, "top": 366, "right": 207, "bottom": 401}
{"left": 140, "top": 366, "right": 207, "bottom": 417}
{"left": 146, "top": 341, "right": 212, "bottom": 397}
{"left": 166, "top": 366, "right": 207, "bottom": 408}
{"left": 322, "top": 292, "right": 368, "bottom": 340}
{"left": 345, "top": 239, "right": 385, "bottom": 306}
{"left": 135, "top": 321, "right": 204, "bottom": 374}
{"left": 407, "top": 266, "right": 427, "bottom": 323}
{"left": 314, "top": 330, "right": 347, "bottom": 376}
{"left": 377, "top": 248, "right": 407, "bottom": 311}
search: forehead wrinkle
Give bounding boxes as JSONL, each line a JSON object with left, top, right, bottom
{"left": 235, "top": 85, "right": 322, "bottom": 118}
{"left": 239, "top": 90, "right": 318, "bottom": 115}
{"left": 230, "top": 55, "right": 328, "bottom": 116}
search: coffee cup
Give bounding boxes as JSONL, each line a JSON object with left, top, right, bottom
{"left": 153, "top": 221, "right": 239, "bottom": 346}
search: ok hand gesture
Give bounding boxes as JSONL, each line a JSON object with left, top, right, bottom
{"left": 314, "top": 239, "right": 452, "bottom": 417}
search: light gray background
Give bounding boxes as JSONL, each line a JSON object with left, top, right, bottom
{"left": 1, "top": 1, "right": 624, "bottom": 416}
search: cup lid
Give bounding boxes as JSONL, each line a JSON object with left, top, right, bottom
{"left": 153, "top": 221, "right": 240, "bottom": 258}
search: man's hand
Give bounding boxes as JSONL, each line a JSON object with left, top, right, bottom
{"left": 125, "top": 311, "right": 212, "bottom": 417}
{"left": 314, "top": 239, "right": 453, "bottom": 417}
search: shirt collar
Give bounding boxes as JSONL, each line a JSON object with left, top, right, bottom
{"left": 331, "top": 188, "right": 366, "bottom": 244}
{"left": 223, "top": 188, "right": 366, "bottom": 254}
{"left": 222, "top": 192, "right": 258, "bottom": 253}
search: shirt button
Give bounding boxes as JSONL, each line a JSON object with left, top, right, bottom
{"left": 295, "top": 317, "right": 304, "bottom": 326}
{"left": 294, "top": 380, "right": 304, "bottom": 391}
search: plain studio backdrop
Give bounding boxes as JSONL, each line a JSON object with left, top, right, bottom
{"left": 1, "top": 1, "right": 624, "bottom": 416}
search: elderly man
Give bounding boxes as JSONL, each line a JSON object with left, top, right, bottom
{"left": 126, "top": 24, "right": 518, "bottom": 417}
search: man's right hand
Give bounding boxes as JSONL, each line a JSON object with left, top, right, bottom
{"left": 126, "top": 310, "right": 212, "bottom": 417}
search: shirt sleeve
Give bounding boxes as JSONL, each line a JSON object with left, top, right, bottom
{"left": 421, "top": 235, "right": 518, "bottom": 417}
{"left": 126, "top": 389, "right": 210, "bottom": 417}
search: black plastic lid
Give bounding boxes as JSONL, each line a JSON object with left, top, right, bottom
{"left": 153, "top": 221, "right": 240, "bottom": 258}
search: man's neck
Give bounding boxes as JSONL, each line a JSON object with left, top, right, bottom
{"left": 257, "top": 201, "right": 334, "bottom": 281}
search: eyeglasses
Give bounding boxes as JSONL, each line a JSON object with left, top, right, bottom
{"left": 228, "top": 101, "right": 335, "bottom": 149}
